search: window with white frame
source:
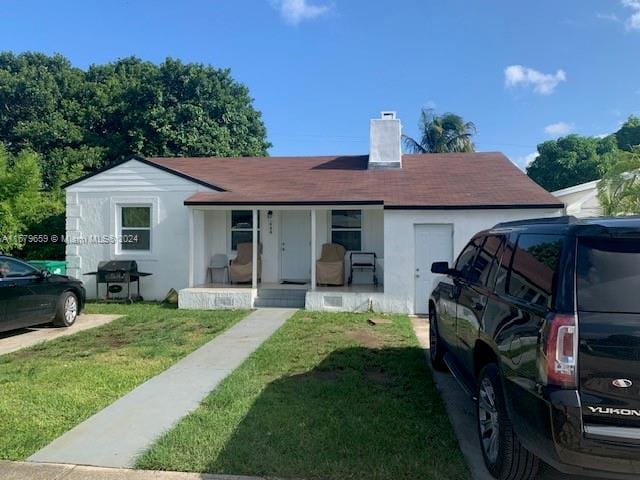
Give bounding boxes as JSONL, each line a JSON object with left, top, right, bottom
{"left": 331, "top": 209, "right": 362, "bottom": 251}
{"left": 230, "top": 210, "right": 260, "bottom": 251}
{"left": 120, "top": 206, "right": 152, "bottom": 251}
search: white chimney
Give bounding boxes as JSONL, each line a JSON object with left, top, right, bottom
{"left": 369, "top": 111, "right": 402, "bottom": 169}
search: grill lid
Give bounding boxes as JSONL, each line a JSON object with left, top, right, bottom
{"left": 97, "top": 260, "right": 139, "bottom": 273}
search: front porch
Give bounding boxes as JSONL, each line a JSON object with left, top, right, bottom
{"left": 182, "top": 205, "right": 385, "bottom": 311}
{"left": 179, "top": 282, "right": 385, "bottom": 312}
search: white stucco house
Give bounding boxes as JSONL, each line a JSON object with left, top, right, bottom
{"left": 64, "top": 112, "right": 564, "bottom": 314}
{"left": 552, "top": 180, "right": 603, "bottom": 218}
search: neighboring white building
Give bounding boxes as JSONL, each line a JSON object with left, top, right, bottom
{"left": 64, "top": 113, "right": 564, "bottom": 314}
{"left": 552, "top": 180, "right": 603, "bottom": 218}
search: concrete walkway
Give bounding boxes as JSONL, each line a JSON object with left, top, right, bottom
{"left": 410, "top": 317, "right": 592, "bottom": 480}
{"left": 0, "top": 314, "right": 122, "bottom": 356}
{"left": 29, "top": 308, "right": 295, "bottom": 469}
{"left": 0, "top": 460, "right": 270, "bottom": 480}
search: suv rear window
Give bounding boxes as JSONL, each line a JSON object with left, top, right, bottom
{"left": 577, "top": 237, "right": 640, "bottom": 313}
{"left": 508, "top": 234, "right": 564, "bottom": 308}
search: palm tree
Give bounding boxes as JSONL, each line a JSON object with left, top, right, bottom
{"left": 597, "top": 151, "right": 640, "bottom": 216}
{"left": 402, "top": 108, "right": 477, "bottom": 153}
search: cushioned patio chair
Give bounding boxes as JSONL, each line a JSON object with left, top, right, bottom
{"left": 316, "top": 243, "right": 346, "bottom": 286}
{"left": 229, "top": 242, "right": 261, "bottom": 284}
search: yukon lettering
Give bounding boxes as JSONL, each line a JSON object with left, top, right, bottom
{"left": 588, "top": 406, "right": 640, "bottom": 417}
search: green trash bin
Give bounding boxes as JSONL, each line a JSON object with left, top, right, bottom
{"left": 28, "top": 260, "right": 66, "bottom": 275}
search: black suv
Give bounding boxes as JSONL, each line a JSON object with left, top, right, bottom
{"left": 428, "top": 216, "right": 640, "bottom": 480}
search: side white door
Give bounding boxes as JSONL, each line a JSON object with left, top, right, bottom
{"left": 280, "top": 211, "right": 311, "bottom": 281}
{"left": 414, "top": 224, "right": 453, "bottom": 314}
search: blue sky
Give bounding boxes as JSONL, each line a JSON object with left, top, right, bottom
{"left": 2, "top": 0, "right": 639, "bottom": 167}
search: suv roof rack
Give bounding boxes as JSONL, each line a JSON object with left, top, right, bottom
{"left": 493, "top": 216, "right": 578, "bottom": 229}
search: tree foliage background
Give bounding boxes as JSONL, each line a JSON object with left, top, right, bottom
{"left": 0, "top": 147, "right": 64, "bottom": 256}
{"left": 0, "top": 52, "right": 270, "bottom": 258}
{"left": 527, "top": 116, "right": 640, "bottom": 215}
{"left": 526, "top": 135, "right": 618, "bottom": 192}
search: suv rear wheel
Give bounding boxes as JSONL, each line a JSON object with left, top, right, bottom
{"left": 428, "top": 305, "right": 447, "bottom": 371}
{"left": 477, "top": 364, "right": 539, "bottom": 480}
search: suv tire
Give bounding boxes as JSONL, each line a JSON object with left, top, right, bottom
{"left": 477, "top": 364, "right": 539, "bottom": 480}
{"left": 429, "top": 305, "right": 448, "bottom": 371}
{"left": 53, "top": 292, "right": 79, "bottom": 327}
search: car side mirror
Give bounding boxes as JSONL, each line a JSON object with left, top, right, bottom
{"left": 37, "top": 269, "right": 51, "bottom": 279}
{"left": 431, "top": 261, "right": 454, "bottom": 275}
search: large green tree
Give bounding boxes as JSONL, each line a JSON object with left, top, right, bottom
{"left": 0, "top": 52, "right": 271, "bottom": 189}
{"left": 526, "top": 135, "right": 618, "bottom": 192}
{"left": 0, "top": 52, "right": 270, "bottom": 259}
{"left": 402, "top": 108, "right": 476, "bottom": 153}
{"left": 615, "top": 115, "right": 640, "bottom": 152}
{"left": 0, "top": 147, "right": 63, "bottom": 255}
{"left": 0, "top": 52, "right": 97, "bottom": 189}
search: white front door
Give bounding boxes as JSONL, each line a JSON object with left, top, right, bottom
{"left": 414, "top": 224, "right": 453, "bottom": 314}
{"left": 280, "top": 211, "right": 311, "bottom": 281}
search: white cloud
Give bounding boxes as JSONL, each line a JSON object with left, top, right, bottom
{"left": 544, "top": 122, "right": 574, "bottom": 137}
{"left": 622, "top": 0, "right": 640, "bottom": 30}
{"left": 271, "top": 0, "right": 332, "bottom": 25}
{"left": 628, "top": 11, "right": 640, "bottom": 29}
{"left": 504, "top": 65, "right": 567, "bottom": 95}
{"left": 512, "top": 152, "right": 539, "bottom": 171}
{"left": 596, "top": 12, "right": 621, "bottom": 22}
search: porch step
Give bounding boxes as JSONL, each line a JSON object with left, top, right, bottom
{"left": 254, "top": 297, "right": 306, "bottom": 308}
{"left": 255, "top": 287, "right": 307, "bottom": 308}
{"left": 257, "top": 288, "right": 307, "bottom": 300}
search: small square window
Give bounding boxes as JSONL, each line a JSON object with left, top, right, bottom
{"left": 121, "top": 206, "right": 151, "bottom": 251}
{"left": 331, "top": 210, "right": 362, "bottom": 251}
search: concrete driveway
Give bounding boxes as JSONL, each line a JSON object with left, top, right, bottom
{"left": 0, "top": 314, "right": 122, "bottom": 356}
{"left": 411, "top": 318, "right": 598, "bottom": 480}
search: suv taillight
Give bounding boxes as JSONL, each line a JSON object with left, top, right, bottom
{"left": 545, "top": 314, "right": 578, "bottom": 388}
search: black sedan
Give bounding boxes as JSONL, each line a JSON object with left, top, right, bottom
{"left": 0, "top": 255, "right": 86, "bottom": 333}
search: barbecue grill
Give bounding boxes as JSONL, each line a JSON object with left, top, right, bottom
{"left": 84, "top": 260, "right": 152, "bottom": 303}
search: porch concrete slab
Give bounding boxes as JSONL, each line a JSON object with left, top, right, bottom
{"left": 179, "top": 287, "right": 254, "bottom": 310}
{"left": 0, "top": 314, "right": 122, "bottom": 356}
{"left": 29, "top": 308, "right": 296, "bottom": 469}
{"left": 0, "top": 461, "right": 271, "bottom": 480}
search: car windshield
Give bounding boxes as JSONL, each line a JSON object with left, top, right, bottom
{"left": 577, "top": 236, "right": 640, "bottom": 313}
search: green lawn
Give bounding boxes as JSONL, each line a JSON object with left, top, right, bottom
{"left": 0, "top": 303, "right": 247, "bottom": 460}
{"left": 137, "top": 311, "right": 469, "bottom": 480}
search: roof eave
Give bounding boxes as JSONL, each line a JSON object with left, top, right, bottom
{"left": 184, "top": 199, "right": 385, "bottom": 207}
{"left": 62, "top": 156, "right": 226, "bottom": 192}
{"left": 383, "top": 203, "right": 565, "bottom": 210}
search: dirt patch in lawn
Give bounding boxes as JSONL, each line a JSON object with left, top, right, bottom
{"left": 345, "top": 328, "right": 385, "bottom": 348}
{"left": 99, "top": 333, "right": 128, "bottom": 349}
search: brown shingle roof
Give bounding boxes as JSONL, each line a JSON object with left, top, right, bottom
{"left": 144, "top": 153, "right": 561, "bottom": 209}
